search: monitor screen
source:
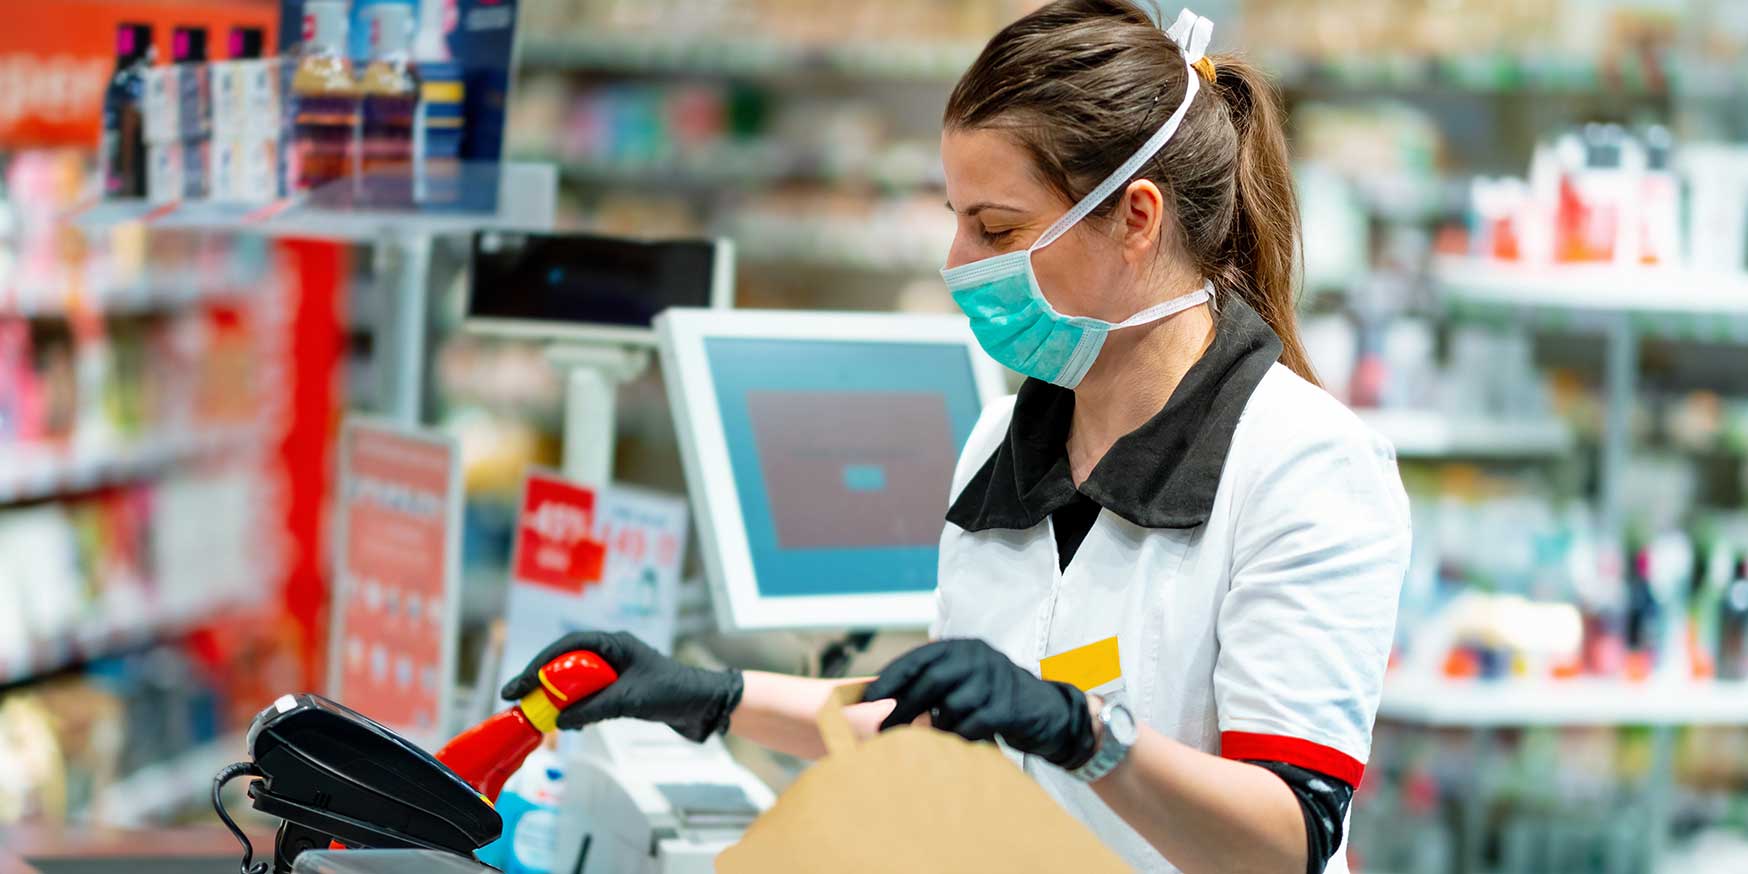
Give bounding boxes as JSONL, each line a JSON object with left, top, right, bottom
{"left": 703, "top": 336, "right": 985, "bottom": 600}
{"left": 469, "top": 231, "right": 720, "bottom": 330}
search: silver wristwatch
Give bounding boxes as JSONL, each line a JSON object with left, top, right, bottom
{"left": 1069, "top": 702, "right": 1136, "bottom": 783}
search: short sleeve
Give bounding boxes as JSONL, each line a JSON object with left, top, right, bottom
{"left": 1213, "top": 424, "right": 1410, "bottom": 786}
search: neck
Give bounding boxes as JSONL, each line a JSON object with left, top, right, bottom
{"left": 1065, "top": 298, "right": 1215, "bottom": 485}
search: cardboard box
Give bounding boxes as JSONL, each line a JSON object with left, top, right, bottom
{"left": 717, "top": 684, "right": 1130, "bottom": 874}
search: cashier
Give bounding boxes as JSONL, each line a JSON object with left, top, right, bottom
{"left": 503, "top": 3, "right": 1410, "bottom": 873}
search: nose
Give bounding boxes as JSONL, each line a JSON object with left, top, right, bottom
{"left": 944, "top": 232, "right": 977, "bottom": 271}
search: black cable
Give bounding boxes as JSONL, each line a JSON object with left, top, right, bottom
{"left": 213, "top": 761, "right": 270, "bottom": 874}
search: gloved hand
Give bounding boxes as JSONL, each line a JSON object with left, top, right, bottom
{"left": 500, "top": 631, "right": 743, "bottom": 742}
{"left": 862, "top": 638, "right": 1096, "bottom": 770}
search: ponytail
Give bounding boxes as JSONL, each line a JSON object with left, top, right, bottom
{"left": 1208, "top": 55, "right": 1317, "bottom": 385}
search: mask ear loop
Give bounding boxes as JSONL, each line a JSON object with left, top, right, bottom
{"left": 1027, "top": 9, "right": 1214, "bottom": 255}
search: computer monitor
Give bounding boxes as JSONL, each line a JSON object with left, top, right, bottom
{"left": 466, "top": 231, "right": 733, "bottom": 346}
{"left": 658, "top": 308, "right": 1007, "bottom": 632}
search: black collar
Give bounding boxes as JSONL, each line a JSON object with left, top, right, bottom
{"left": 945, "top": 296, "right": 1282, "bottom": 532}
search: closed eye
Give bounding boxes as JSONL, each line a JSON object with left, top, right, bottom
{"left": 981, "top": 228, "right": 1016, "bottom": 245}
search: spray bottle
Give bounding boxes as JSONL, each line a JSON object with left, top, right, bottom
{"left": 434, "top": 650, "right": 616, "bottom": 801}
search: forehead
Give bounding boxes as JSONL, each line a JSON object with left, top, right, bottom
{"left": 941, "top": 128, "right": 1056, "bottom": 211}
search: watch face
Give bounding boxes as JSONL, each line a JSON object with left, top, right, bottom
{"left": 1108, "top": 704, "right": 1138, "bottom": 746}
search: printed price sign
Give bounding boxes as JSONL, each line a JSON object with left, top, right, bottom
{"left": 499, "top": 470, "right": 689, "bottom": 692}
{"left": 512, "top": 475, "right": 607, "bottom": 593}
{"left": 327, "top": 419, "right": 461, "bottom": 745}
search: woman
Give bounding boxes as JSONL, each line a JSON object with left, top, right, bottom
{"left": 502, "top": 3, "right": 1410, "bottom": 872}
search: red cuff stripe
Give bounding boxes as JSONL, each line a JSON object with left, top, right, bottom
{"left": 1220, "top": 731, "right": 1366, "bottom": 786}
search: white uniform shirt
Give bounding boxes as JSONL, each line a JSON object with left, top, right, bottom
{"left": 933, "top": 300, "right": 1412, "bottom": 873}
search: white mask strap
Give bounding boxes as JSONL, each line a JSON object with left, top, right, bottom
{"left": 1113, "top": 279, "right": 1213, "bottom": 329}
{"left": 1030, "top": 9, "right": 1214, "bottom": 253}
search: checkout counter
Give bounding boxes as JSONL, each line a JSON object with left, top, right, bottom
{"left": 206, "top": 233, "right": 1005, "bottom": 874}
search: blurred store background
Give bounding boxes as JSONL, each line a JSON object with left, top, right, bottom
{"left": 2, "top": 1, "right": 1748, "bottom": 872}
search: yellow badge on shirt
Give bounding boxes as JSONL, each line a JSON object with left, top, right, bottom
{"left": 1039, "top": 636, "right": 1122, "bottom": 693}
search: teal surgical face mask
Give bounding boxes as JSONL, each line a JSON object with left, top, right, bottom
{"left": 942, "top": 9, "right": 1215, "bottom": 389}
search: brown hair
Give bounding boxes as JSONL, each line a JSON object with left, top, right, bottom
{"left": 944, "top": 0, "right": 1316, "bottom": 384}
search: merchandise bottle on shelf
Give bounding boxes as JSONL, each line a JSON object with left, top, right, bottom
{"left": 1577, "top": 535, "right": 1629, "bottom": 677}
{"left": 1693, "top": 538, "right": 1733, "bottom": 678}
{"left": 357, "top": 3, "right": 420, "bottom": 208}
{"left": 229, "top": 26, "right": 265, "bottom": 61}
{"left": 411, "top": 0, "right": 465, "bottom": 207}
{"left": 172, "top": 26, "right": 211, "bottom": 200}
{"left": 1719, "top": 554, "right": 1748, "bottom": 681}
{"left": 1623, "top": 545, "right": 1660, "bottom": 679}
{"left": 1638, "top": 126, "right": 1681, "bottom": 266}
{"left": 290, "top": 0, "right": 360, "bottom": 206}
{"left": 100, "top": 23, "right": 155, "bottom": 199}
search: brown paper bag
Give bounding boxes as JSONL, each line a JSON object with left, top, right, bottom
{"left": 717, "top": 683, "right": 1131, "bottom": 873}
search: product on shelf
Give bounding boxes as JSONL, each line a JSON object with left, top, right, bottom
{"left": 357, "top": 2, "right": 419, "bottom": 207}
{"left": 1392, "top": 451, "right": 1748, "bottom": 689}
{"left": 289, "top": 0, "right": 360, "bottom": 205}
{"left": 522, "top": 0, "right": 1039, "bottom": 50}
{"left": 1720, "top": 555, "right": 1748, "bottom": 681}
{"left": 1464, "top": 125, "right": 1747, "bottom": 273}
{"left": 99, "top": 23, "right": 154, "bottom": 200}
{"left": 173, "top": 26, "right": 213, "bottom": 201}
{"left": 411, "top": 0, "right": 465, "bottom": 207}
{"left": 211, "top": 26, "right": 278, "bottom": 205}
{"left": 96, "top": 0, "right": 516, "bottom": 212}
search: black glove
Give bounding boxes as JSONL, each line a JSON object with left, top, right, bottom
{"left": 500, "top": 631, "right": 743, "bottom": 742}
{"left": 862, "top": 638, "right": 1096, "bottom": 770}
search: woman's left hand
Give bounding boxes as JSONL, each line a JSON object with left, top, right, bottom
{"left": 862, "top": 638, "right": 1097, "bottom": 770}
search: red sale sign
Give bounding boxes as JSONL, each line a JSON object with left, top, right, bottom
{"left": 328, "top": 420, "right": 461, "bottom": 744}
{"left": 513, "top": 473, "right": 607, "bottom": 594}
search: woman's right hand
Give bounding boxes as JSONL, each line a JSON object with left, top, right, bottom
{"left": 500, "top": 630, "right": 743, "bottom": 742}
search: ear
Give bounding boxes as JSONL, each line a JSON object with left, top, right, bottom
{"left": 1116, "top": 179, "right": 1169, "bottom": 267}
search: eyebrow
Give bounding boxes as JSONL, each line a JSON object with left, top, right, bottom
{"left": 946, "top": 200, "right": 1026, "bottom": 217}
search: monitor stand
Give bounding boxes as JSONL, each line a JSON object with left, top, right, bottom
{"left": 819, "top": 630, "right": 878, "bottom": 679}
{"left": 546, "top": 343, "right": 652, "bottom": 485}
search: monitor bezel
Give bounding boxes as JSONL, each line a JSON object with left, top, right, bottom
{"left": 465, "top": 234, "right": 735, "bottom": 346}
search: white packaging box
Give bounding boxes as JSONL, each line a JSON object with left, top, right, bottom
{"left": 211, "top": 60, "right": 244, "bottom": 141}
{"left": 142, "top": 66, "right": 181, "bottom": 145}
{"left": 243, "top": 59, "right": 283, "bottom": 136}
{"left": 220, "top": 135, "right": 281, "bottom": 205}
{"left": 147, "top": 143, "right": 184, "bottom": 205}
{"left": 210, "top": 138, "right": 237, "bottom": 202}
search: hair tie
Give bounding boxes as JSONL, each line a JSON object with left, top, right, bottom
{"left": 1164, "top": 9, "right": 1216, "bottom": 83}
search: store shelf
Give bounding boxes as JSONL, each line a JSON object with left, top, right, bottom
{"left": 558, "top": 150, "right": 941, "bottom": 192}
{"left": 70, "top": 162, "right": 556, "bottom": 242}
{"left": 1434, "top": 257, "right": 1748, "bottom": 316}
{"left": 561, "top": 151, "right": 815, "bottom": 190}
{"left": 520, "top": 37, "right": 980, "bottom": 81}
{"left": 1357, "top": 409, "right": 1575, "bottom": 459}
{"left": 1434, "top": 257, "right": 1748, "bottom": 342}
{"left": 4, "top": 274, "right": 252, "bottom": 319}
{"left": 1378, "top": 677, "right": 1748, "bottom": 727}
{"left": 0, "top": 427, "right": 260, "bottom": 505}
{"left": 730, "top": 215, "right": 949, "bottom": 274}
{"left": 0, "top": 591, "right": 254, "bottom": 688}
{"left": 87, "top": 732, "right": 248, "bottom": 827}
{"left": 1268, "top": 54, "right": 1743, "bottom": 99}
